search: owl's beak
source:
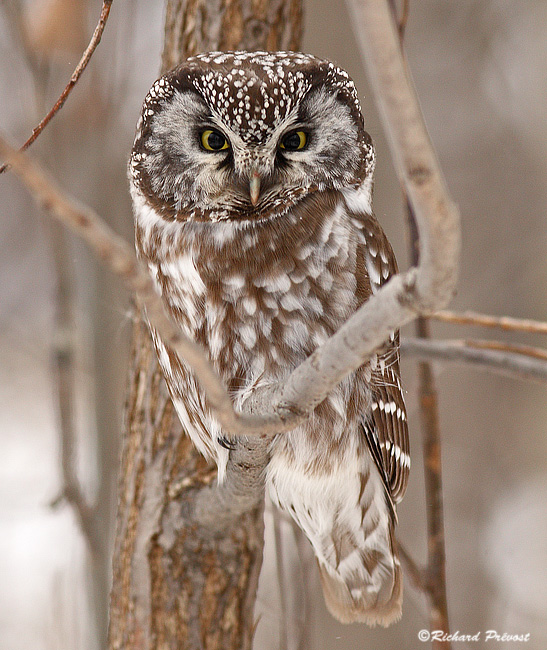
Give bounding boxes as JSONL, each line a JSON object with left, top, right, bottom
{"left": 249, "top": 172, "right": 261, "bottom": 205}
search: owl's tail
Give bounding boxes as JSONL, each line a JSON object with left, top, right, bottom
{"left": 317, "top": 525, "right": 403, "bottom": 627}
{"left": 267, "top": 452, "right": 403, "bottom": 626}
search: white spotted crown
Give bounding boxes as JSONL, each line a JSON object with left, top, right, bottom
{"left": 135, "top": 51, "right": 363, "bottom": 145}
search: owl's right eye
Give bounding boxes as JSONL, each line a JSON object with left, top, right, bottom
{"left": 200, "top": 129, "right": 230, "bottom": 151}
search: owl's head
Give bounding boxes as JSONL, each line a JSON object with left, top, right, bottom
{"left": 130, "top": 51, "right": 374, "bottom": 222}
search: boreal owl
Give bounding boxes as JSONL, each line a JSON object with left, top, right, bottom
{"left": 129, "top": 51, "right": 410, "bottom": 626}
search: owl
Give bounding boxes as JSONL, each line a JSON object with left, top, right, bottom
{"left": 129, "top": 51, "right": 410, "bottom": 627}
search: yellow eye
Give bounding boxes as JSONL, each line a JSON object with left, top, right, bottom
{"left": 201, "top": 129, "right": 229, "bottom": 151}
{"left": 280, "top": 130, "right": 307, "bottom": 151}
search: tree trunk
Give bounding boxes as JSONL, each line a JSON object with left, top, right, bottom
{"left": 108, "top": 2, "right": 303, "bottom": 649}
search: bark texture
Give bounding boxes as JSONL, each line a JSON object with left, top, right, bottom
{"left": 109, "top": 3, "right": 303, "bottom": 649}
{"left": 161, "top": 0, "right": 303, "bottom": 72}
{"left": 109, "top": 319, "right": 266, "bottom": 650}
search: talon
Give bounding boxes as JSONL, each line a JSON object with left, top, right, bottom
{"left": 218, "top": 436, "right": 237, "bottom": 450}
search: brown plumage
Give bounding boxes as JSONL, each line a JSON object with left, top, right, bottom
{"left": 130, "top": 51, "right": 410, "bottom": 626}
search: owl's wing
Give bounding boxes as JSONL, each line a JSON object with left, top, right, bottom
{"left": 363, "top": 339, "right": 409, "bottom": 505}
{"left": 358, "top": 213, "right": 410, "bottom": 506}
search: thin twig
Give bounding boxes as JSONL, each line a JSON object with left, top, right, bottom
{"left": 402, "top": 337, "right": 547, "bottom": 383}
{"left": 387, "top": 0, "right": 410, "bottom": 44}
{"left": 398, "top": 542, "right": 426, "bottom": 594}
{"left": 465, "top": 338, "right": 547, "bottom": 361}
{"left": 429, "top": 309, "right": 547, "bottom": 335}
{"left": 47, "top": 220, "right": 102, "bottom": 556}
{"left": 416, "top": 323, "right": 451, "bottom": 646}
{"left": 0, "top": 0, "right": 113, "bottom": 174}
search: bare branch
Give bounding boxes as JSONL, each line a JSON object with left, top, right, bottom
{"left": 0, "top": 125, "right": 461, "bottom": 443}
{"left": 0, "top": 0, "right": 113, "bottom": 174}
{"left": 429, "top": 309, "right": 547, "bottom": 335}
{"left": 402, "top": 337, "right": 547, "bottom": 383}
{"left": 415, "top": 325, "right": 451, "bottom": 644}
{"left": 345, "top": 0, "right": 461, "bottom": 312}
{"left": 466, "top": 338, "right": 547, "bottom": 361}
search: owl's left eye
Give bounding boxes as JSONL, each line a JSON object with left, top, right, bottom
{"left": 280, "top": 130, "right": 307, "bottom": 151}
{"left": 200, "top": 129, "right": 230, "bottom": 151}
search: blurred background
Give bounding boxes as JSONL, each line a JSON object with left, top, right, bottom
{"left": 1, "top": 1, "right": 546, "bottom": 648}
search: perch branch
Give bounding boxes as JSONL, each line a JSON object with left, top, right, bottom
{"left": 402, "top": 337, "right": 547, "bottom": 383}
{"left": 1, "top": 96, "right": 460, "bottom": 440}
{"left": 429, "top": 309, "right": 547, "bottom": 335}
{"left": 0, "top": 0, "right": 113, "bottom": 174}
